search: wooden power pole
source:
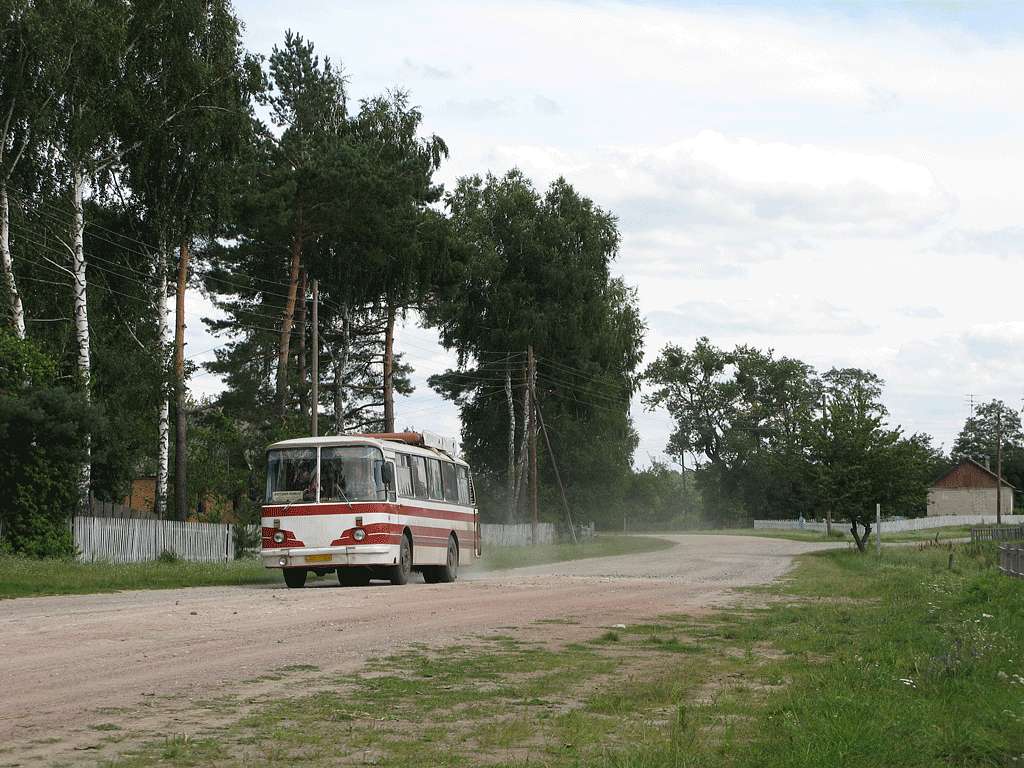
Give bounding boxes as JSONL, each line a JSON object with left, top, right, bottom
{"left": 528, "top": 346, "right": 538, "bottom": 545}
{"left": 996, "top": 409, "right": 1003, "bottom": 525}
{"left": 311, "top": 279, "right": 319, "bottom": 437}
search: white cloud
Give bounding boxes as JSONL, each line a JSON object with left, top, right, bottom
{"left": 934, "top": 226, "right": 1024, "bottom": 259}
{"left": 491, "top": 131, "right": 954, "bottom": 239}
{"left": 649, "top": 296, "right": 875, "bottom": 339}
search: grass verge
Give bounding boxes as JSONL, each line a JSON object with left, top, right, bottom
{"left": 478, "top": 534, "right": 674, "bottom": 571}
{"left": 0, "top": 556, "right": 278, "bottom": 599}
{"left": 70, "top": 542, "right": 1024, "bottom": 767}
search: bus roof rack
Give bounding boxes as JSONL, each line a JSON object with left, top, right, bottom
{"left": 354, "top": 431, "right": 460, "bottom": 459}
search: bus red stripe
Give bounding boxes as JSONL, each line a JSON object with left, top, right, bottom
{"left": 264, "top": 502, "right": 476, "bottom": 524}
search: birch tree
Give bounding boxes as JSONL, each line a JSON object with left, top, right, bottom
{"left": 47, "top": 0, "right": 129, "bottom": 510}
{"left": 119, "top": 0, "right": 258, "bottom": 519}
{"left": 0, "top": 3, "right": 39, "bottom": 338}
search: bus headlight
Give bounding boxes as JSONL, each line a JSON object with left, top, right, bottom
{"left": 353, "top": 528, "right": 366, "bottom": 542}
{"left": 278, "top": 556, "right": 287, "bottom": 566}
{"left": 272, "top": 531, "right": 286, "bottom": 545}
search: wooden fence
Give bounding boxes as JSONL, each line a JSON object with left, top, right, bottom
{"left": 756, "top": 514, "right": 1024, "bottom": 534}
{"left": 998, "top": 545, "right": 1024, "bottom": 579}
{"left": 480, "top": 522, "right": 556, "bottom": 547}
{"left": 970, "top": 525, "right": 1024, "bottom": 543}
{"left": 90, "top": 498, "right": 156, "bottom": 519}
{"left": 73, "top": 516, "right": 237, "bottom": 563}
{"left": 0, "top": 516, "right": 584, "bottom": 563}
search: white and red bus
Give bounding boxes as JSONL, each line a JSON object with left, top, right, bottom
{"left": 260, "top": 432, "right": 480, "bottom": 588}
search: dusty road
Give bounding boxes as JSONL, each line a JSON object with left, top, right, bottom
{"left": 1, "top": 534, "right": 839, "bottom": 761}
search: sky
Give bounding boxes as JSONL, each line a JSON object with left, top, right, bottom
{"left": 189, "top": 0, "right": 1024, "bottom": 465}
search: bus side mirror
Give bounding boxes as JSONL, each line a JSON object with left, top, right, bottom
{"left": 381, "top": 462, "right": 394, "bottom": 489}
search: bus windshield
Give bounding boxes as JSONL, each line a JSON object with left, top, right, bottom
{"left": 266, "top": 448, "right": 317, "bottom": 504}
{"left": 320, "top": 446, "right": 387, "bottom": 503}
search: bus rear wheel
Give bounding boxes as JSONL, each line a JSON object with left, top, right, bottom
{"left": 389, "top": 534, "right": 413, "bottom": 585}
{"left": 424, "top": 535, "right": 459, "bottom": 584}
{"left": 283, "top": 568, "right": 307, "bottom": 589}
{"left": 338, "top": 567, "right": 371, "bottom": 587}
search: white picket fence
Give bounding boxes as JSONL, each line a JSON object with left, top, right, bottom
{"left": 0, "top": 516, "right": 575, "bottom": 563}
{"left": 754, "top": 514, "right": 1024, "bottom": 534}
{"left": 73, "top": 516, "right": 239, "bottom": 563}
{"left": 481, "top": 522, "right": 556, "bottom": 547}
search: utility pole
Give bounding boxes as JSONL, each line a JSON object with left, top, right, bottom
{"left": 528, "top": 346, "right": 538, "bottom": 545}
{"left": 535, "top": 393, "right": 578, "bottom": 544}
{"left": 311, "top": 279, "right": 319, "bottom": 437}
{"left": 996, "top": 409, "right": 1002, "bottom": 525}
{"left": 875, "top": 502, "right": 881, "bottom": 556}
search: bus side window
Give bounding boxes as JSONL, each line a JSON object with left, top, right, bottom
{"left": 441, "top": 461, "right": 459, "bottom": 503}
{"left": 457, "top": 466, "right": 470, "bottom": 506}
{"left": 410, "top": 455, "right": 428, "bottom": 500}
{"left": 396, "top": 454, "right": 414, "bottom": 498}
{"left": 426, "top": 458, "right": 444, "bottom": 500}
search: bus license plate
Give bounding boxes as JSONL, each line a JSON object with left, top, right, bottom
{"left": 305, "top": 554, "right": 331, "bottom": 563}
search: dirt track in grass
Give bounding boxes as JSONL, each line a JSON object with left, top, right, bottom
{"left": 0, "top": 534, "right": 842, "bottom": 765}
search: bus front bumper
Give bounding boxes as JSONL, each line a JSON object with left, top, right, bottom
{"left": 261, "top": 545, "right": 398, "bottom": 569}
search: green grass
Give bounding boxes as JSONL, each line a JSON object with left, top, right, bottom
{"left": 610, "top": 543, "right": 1024, "bottom": 767}
{"left": 478, "top": 534, "right": 674, "bottom": 571}
{"left": 0, "top": 556, "right": 278, "bottom": 599}
{"left": 688, "top": 524, "right": 973, "bottom": 544}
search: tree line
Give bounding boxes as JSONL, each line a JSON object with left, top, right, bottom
{"left": 0, "top": 3, "right": 999, "bottom": 558}
{"left": 644, "top": 338, "right": 1019, "bottom": 548}
{"left": 0, "top": 2, "right": 648, "bottom": 555}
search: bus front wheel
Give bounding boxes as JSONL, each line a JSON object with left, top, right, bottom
{"left": 389, "top": 534, "right": 413, "bottom": 585}
{"left": 283, "top": 568, "right": 307, "bottom": 589}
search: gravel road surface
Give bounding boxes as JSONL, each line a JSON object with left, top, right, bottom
{"left": 1, "top": 534, "right": 839, "bottom": 762}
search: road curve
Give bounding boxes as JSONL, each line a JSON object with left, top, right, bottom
{"left": 0, "top": 534, "right": 838, "bottom": 761}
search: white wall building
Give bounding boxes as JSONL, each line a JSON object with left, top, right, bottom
{"left": 927, "top": 459, "right": 1015, "bottom": 518}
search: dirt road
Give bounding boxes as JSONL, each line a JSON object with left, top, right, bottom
{"left": 1, "top": 534, "right": 838, "bottom": 762}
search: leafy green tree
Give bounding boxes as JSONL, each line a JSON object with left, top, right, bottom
{"left": 645, "top": 340, "right": 944, "bottom": 547}
{"left": 0, "top": 0, "right": 65, "bottom": 338}
{"left": 118, "top": 0, "right": 258, "bottom": 519}
{"left": 952, "top": 399, "right": 1023, "bottom": 493}
{"left": 49, "top": 0, "right": 132, "bottom": 508}
{"left": 258, "top": 30, "right": 347, "bottom": 416}
{"left": 342, "top": 92, "right": 447, "bottom": 431}
{"left": 644, "top": 338, "right": 819, "bottom": 524}
{"left": 0, "top": 329, "right": 93, "bottom": 556}
{"left": 425, "top": 170, "right": 644, "bottom": 525}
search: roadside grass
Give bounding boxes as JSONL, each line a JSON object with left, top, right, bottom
{"left": 687, "top": 524, "right": 973, "bottom": 544}
{"left": 478, "top": 534, "right": 674, "bottom": 571}
{"left": 89, "top": 542, "right": 1024, "bottom": 768}
{"left": 0, "top": 556, "right": 278, "bottom": 599}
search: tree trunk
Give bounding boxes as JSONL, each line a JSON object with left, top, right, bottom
{"left": 155, "top": 250, "right": 170, "bottom": 518}
{"left": 276, "top": 205, "right": 303, "bottom": 414}
{"left": 70, "top": 167, "right": 91, "bottom": 512}
{"left": 296, "top": 269, "right": 307, "bottom": 419}
{"left": 383, "top": 300, "right": 396, "bottom": 432}
{"left": 0, "top": 185, "right": 25, "bottom": 339}
{"left": 173, "top": 239, "right": 190, "bottom": 521}
{"left": 332, "top": 304, "right": 351, "bottom": 434}
{"left": 506, "top": 365, "right": 516, "bottom": 522}
{"left": 850, "top": 521, "right": 871, "bottom": 553}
